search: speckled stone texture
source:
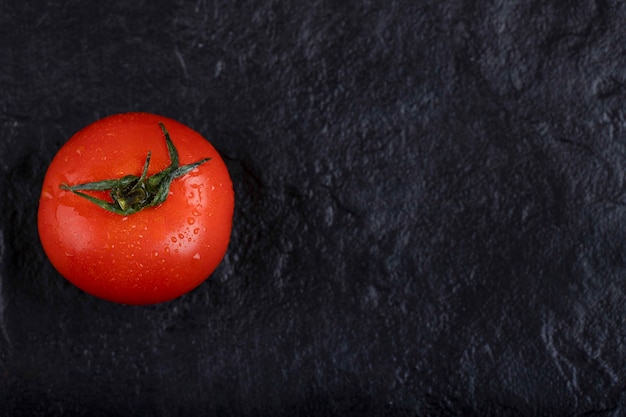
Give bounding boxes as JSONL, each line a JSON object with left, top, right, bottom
{"left": 2, "top": 1, "right": 626, "bottom": 416}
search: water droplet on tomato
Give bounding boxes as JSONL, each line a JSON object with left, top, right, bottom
{"left": 42, "top": 190, "right": 53, "bottom": 200}
{"left": 187, "top": 217, "right": 195, "bottom": 225}
{"left": 193, "top": 253, "right": 201, "bottom": 260}
{"left": 193, "top": 228, "right": 200, "bottom": 234}
{"left": 178, "top": 233, "right": 184, "bottom": 239}
{"left": 171, "top": 237, "right": 177, "bottom": 243}
{"left": 153, "top": 251, "right": 159, "bottom": 257}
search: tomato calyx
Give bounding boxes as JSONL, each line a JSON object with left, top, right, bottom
{"left": 60, "top": 122, "right": 211, "bottom": 215}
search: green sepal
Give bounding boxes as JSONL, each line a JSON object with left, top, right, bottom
{"left": 60, "top": 122, "right": 211, "bottom": 215}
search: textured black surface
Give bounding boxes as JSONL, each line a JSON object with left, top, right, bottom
{"left": 2, "top": 0, "right": 626, "bottom": 416}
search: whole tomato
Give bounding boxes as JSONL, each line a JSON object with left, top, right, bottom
{"left": 37, "top": 112, "right": 234, "bottom": 305}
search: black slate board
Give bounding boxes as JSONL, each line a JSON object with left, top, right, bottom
{"left": 2, "top": 1, "right": 626, "bottom": 416}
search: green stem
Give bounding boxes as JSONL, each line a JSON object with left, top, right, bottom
{"left": 60, "top": 122, "right": 211, "bottom": 215}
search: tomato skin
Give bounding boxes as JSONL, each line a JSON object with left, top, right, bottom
{"left": 37, "top": 113, "right": 234, "bottom": 305}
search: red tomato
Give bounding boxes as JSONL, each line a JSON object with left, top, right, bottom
{"left": 37, "top": 112, "right": 234, "bottom": 305}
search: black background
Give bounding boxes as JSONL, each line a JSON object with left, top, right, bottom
{"left": 2, "top": 1, "right": 626, "bottom": 416}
